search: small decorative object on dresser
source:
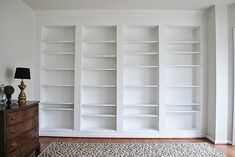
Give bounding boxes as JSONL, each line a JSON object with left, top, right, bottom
{"left": 0, "top": 101, "right": 40, "bottom": 157}
{"left": 4, "top": 85, "right": 15, "bottom": 106}
{"left": 14, "top": 67, "right": 31, "bottom": 105}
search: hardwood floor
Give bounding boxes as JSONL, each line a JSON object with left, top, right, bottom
{"left": 39, "top": 137, "right": 235, "bottom": 157}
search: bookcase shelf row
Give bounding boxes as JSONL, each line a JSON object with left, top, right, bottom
{"left": 41, "top": 68, "right": 75, "bottom": 71}
{"left": 82, "top": 68, "right": 116, "bottom": 71}
{"left": 40, "top": 26, "right": 75, "bottom": 132}
{"left": 124, "top": 115, "right": 158, "bottom": 118}
{"left": 41, "top": 84, "right": 74, "bottom": 87}
{"left": 124, "top": 104, "right": 158, "bottom": 107}
{"left": 81, "top": 104, "right": 116, "bottom": 107}
{"left": 42, "top": 52, "right": 75, "bottom": 55}
{"left": 42, "top": 40, "right": 75, "bottom": 43}
{"left": 40, "top": 107, "right": 74, "bottom": 111}
{"left": 125, "top": 65, "right": 159, "bottom": 68}
{"left": 82, "top": 40, "right": 116, "bottom": 44}
{"left": 165, "top": 26, "right": 201, "bottom": 131}
{"left": 166, "top": 40, "right": 200, "bottom": 44}
{"left": 167, "top": 51, "right": 200, "bottom": 54}
{"left": 124, "top": 52, "right": 159, "bottom": 55}
{"left": 166, "top": 111, "right": 200, "bottom": 113}
{"left": 81, "top": 114, "right": 116, "bottom": 118}
{"left": 41, "top": 101, "right": 74, "bottom": 105}
{"left": 83, "top": 54, "right": 117, "bottom": 58}
{"left": 168, "top": 65, "right": 200, "bottom": 67}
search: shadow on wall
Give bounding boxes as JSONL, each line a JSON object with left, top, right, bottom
{"left": 5, "top": 67, "right": 14, "bottom": 84}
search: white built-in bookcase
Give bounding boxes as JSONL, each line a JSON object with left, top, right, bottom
{"left": 165, "top": 26, "right": 201, "bottom": 131}
{"left": 39, "top": 25, "right": 203, "bottom": 137}
{"left": 81, "top": 25, "right": 117, "bottom": 132}
{"left": 123, "top": 26, "right": 159, "bottom": 132}
{"left": 40, "top": 26, "right": 75, "bottom": 132}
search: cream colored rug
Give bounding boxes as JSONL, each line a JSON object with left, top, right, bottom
{"left": 39, "top": 142, "right": 224, "bottom": 157}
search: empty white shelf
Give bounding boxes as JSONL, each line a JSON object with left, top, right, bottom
{"left": 167, "top": 103, "right": 200, "bottom": 106}
{"left": 43, "top": 25, "right": 75, "bottom": 29}
{"left": 82, "top": 68, "right": 116, "bottom": 71}
{"left": 81, "top": 114, "right": 116, "bottom": 118}
{"left": 166, "top": 111, "right": 200, "bottom": 113}
{"left": 41, "top": 68, "right": 75, "bottom": 71}
{"left": 40, "top": 107, "right": 74, "bottom": 111}
{"left": 42, "top": 40, "right": 75, "bottom": 43}
{"left": 167, "top": 85, "right": 200, "bottom": 88}
{"left": 124, "top": 52, "right": 159, "bottom": 55}
{"left": 81, "top": 104, "right": 116, "bottom": 107}
{"left": 40, "top": 127, "right": 74, "bottom": 132}
{"left": 41, "top": 84, "right": 74, "bottom": 87}
{"left": 81, "top": 128, "right": 116, "bottom": 132}
{"left": 82, "top": 84, "right": 116, "bottom": 88}
{"left": 168, "top": 65, "right": 200, "bottom": 67}
{"left": 41, "top": 101, "right": 74, "bottom": 105}
{"left": 124, "top": 41, "right": 159, "bottom": 44}
{"left": 124, "top": 114, "right": 158, "bottom": 118}
{"left": 42, "top": 52, "right": 75, "bottom": 55}
{"left": 125, "top": 65, "right": 159, "bottom": 68}
{"left": 167, "top": 51, "right": 200, "bottom": 54}
{"left": 82, "top": 40, "right": 116, "bottom": 44}
{"left": 124, "top": 104, "right": 158, "bottom": 107}
{"left": 124, "top": 128, "right": 158, "bottom": 132}
{"left": 166, "top": 41, "right": 200, "bottom": 44}
{"left": 124, "top": 85, "right": 159, "bottom": 88}
{"left": 83, "top": 54, "right": 116, "bottom": 58}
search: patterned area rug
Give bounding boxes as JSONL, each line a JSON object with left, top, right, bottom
{"left": 39, "top": 142, "right": 224, "bottom": 157}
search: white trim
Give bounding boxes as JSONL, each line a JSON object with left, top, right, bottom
{"left": 40, "top": 131, "right": 205, "bottom": 138}
{"left": 214, "top": 140, "right": 231, "bottom": 144}
{"left": 206, "top": 135, "right": 215, "bottom": 143}
{"left": 227, "top": 140, "right": 233, "bottom": 144}
{"left": 206, "top": 135, "right": 232, "bottom": 144}
{"left": 233, "top": 28, "right": 235, "bottom": 145}
{"left": 35, "top": 10, "right": 206, "bottom": 16}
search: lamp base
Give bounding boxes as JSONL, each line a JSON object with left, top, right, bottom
{"left": 18, "top": 79, "right": 27, "bottom": 105}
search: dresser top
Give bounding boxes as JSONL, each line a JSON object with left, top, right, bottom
{"left": 0, "top": 101, "right": 39, "bottom": 112}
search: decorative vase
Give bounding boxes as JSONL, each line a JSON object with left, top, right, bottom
{"left": 3, "top": 85, "right": 15, "bottom": 107}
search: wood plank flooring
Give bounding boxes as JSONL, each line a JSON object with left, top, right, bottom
{"left": 39, "top": 137, "right": 235, "bottom": 157}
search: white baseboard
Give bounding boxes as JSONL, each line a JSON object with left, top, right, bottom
{"left": 227, "top": 140, "right": 232, "bottom": 144}
{"left": 206, "top": 135, "right": 215, "bottom": 143}
{"left": 40, "top": 130, "right": 205, "bottom": 138}
{"left": 206, "top": 135, "right": 232, "bottom": 144}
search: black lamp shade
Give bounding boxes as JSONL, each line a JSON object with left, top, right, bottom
{"left": 14, "top": 67, "right": 31, "bottom": 79}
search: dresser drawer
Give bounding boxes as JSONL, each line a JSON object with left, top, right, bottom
{"left": 7, "top": 127, "right": 38, "bottom": 157}
{"left": 7, "top": 116, "right": 38, "bottom": 140}
{"left": 7, "top": 105, "right": 38, "bottom": 126}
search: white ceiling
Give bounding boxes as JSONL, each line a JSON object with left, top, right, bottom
{"left": 23, "top": 0, "right": 235, "bottom": 11}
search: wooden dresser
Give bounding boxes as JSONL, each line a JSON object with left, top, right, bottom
{"left": 0, "top": 101, "right": 40, "bottom": 157}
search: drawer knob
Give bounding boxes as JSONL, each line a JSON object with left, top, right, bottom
{"left": 11, "top": 117, "right": 16, "bottom": 120}
{"left": 10, "top": 130, "right": 16, "bottom": 134}
{"left": 11, "top": 142, "right": 18, "bottom": 147}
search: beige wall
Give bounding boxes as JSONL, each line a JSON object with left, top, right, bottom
{"left": 0, "top": 0, "right": 35, "bottom": 100}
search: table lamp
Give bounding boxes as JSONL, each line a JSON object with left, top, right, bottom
{"left": 14, "top": 67, "right": 31, "bottom": 105}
